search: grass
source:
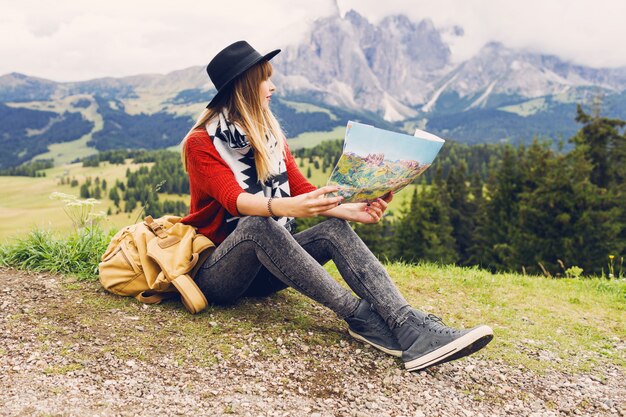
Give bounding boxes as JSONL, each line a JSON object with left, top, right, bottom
{"left": 287, "top": 126, "right": 345, "bottom": 150}
{"left": 0, "top": 228, "right": 111, "bottom": 280}
{"left": 43, "top": 363, "right": 84, "bottom": 375}
{"left": 1, "top": 224, "right": 624, "bottom": 375}
{"left": 280, "top": 99, "right": 338, "bottom": 120}
{"left": 33, "top": 135, "right": 99, "bottom": 167}
{"left": 499, "top": 98, "right": 548, "bottom": 117}
{"left": 384, "top": 262, "right": 626, "bottom": 373}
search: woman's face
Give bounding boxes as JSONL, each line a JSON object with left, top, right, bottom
{"left": 259, "top": 77, "right": 275, "bottom": 109}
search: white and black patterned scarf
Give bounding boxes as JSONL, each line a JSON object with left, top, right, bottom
{"left": 206, "top": 109, "right": 294, "bottom": 231}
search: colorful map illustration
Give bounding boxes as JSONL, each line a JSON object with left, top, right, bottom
{"left": 326, "top": 121, "right": 445, "bottom": 203}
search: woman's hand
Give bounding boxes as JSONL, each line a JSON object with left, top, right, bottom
{"left": 322, "top": 191, "right": 394, "bottom": 224}
{"left": 274, "top": 185, "right": 344, "bottom": 218}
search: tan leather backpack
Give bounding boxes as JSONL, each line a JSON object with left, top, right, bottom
{"left": 98, "top": 215, "right": 214, "bottom": 314}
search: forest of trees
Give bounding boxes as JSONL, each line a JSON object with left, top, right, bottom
{"left": 0, "top": 103, "right": 94, "bottom": 169}
{"left": 67, "top": 104, "right": 625, "bottom": 276}
{"left": 100, "top": 150, "right": 190, "bottom": 218}
{"left": 0, "top": 159, "right": 53, "bottom": 177}
{"left": 298, "top": 105, "right": 626, "bottom": 276}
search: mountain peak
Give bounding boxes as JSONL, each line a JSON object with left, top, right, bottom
{"left": 0, "top": 72, "right": 53, "bottom": 83}
{"left": 344, "top": 9, "right": 367, "bottom": 25}
{"left": 5, "top": 72, "right": 28, "bottom": 80}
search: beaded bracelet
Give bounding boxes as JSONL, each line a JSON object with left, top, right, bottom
{"left": 267, "top": 197, "right": 275, "bottom": 217}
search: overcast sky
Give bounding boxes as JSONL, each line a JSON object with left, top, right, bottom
{"left": 1, "top": 0, "right": 625, "bottom": 82}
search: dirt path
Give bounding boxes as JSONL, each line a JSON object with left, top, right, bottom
{"left": 0, "top": 267, "right": 624, "bottom": 417}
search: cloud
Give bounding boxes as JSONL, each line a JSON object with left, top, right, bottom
{"left": 0, "top": 0, "right": 624, "bottom": 81}
{"left": 0, "top": 0, "right": 339, "bottom": 81}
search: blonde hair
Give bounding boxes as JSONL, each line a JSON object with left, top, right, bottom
{"left": 181, "top": 60, "right": 285, "bottom": 183}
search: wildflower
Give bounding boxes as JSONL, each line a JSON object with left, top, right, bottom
{"left": 49, "top": 192, "right": 105, "bottom": 230}
{"left": 49, "top": 192, "right": 78, "bottom": 202}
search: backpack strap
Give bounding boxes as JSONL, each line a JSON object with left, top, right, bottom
{"left": 135, "top": 290, "right": 178, "bottom": 305}
{"left": 171, "top": 274, "right": 208, "bottom": 314}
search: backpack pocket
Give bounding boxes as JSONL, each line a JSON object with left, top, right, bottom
{"left": 99, "top": 239, "right": 144, "bottom": 296}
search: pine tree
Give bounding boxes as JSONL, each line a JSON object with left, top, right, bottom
{"left": 125, "top": 197, "right": 137, "bottom": 213}
{"left": 477, "top": 145, "right": 522, "bottom": 271}
{"left": 354, "top": 218, "right": 393, "bottom": 260}
{"left": 446, "top": 161, "right": 475, "bottom": 264}
{"left": 393, "top": 179, "right": 457, "bottom": 264}
{"left": 572, "top": 104, "right": 626, "bottom": 188}
{"left": 570, "top": 106, "right": 626, "bottom": 270}
{"left": 79, "top": 183, "right": 90, "bottom": 199}
{"left": 427, "top": 168, "right": 457, "bottom": 263}
{"left": 466, "top": 172, "right": 488, "bottom": 266}
{"left": 393, "top": 188, "right": 424, "bottom": 263}
{"left": 512, "top": 140, "right": 556, "bottom": 273}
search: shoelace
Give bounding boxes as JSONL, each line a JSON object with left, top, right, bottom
{"left": 423, "top": 314, "right": 457, "bottom": 335}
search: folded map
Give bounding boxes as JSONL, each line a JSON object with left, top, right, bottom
{"left": 326, "top": 121, "right": 445, "bottom": 203}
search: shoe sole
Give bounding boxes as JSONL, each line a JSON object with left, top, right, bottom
{"left": 404, "top": 325, "right": 494, "bottom": 371}
{"left": 348, "top": 329, "right": 403, "bottom": 357}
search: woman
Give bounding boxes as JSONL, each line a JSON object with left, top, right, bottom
{"left": 181, "top": 40, "right": 493, "bottom": 371}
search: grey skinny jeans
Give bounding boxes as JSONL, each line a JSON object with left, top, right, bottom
{"left": 195, "top": 216, "right": 411, "bottom": 327}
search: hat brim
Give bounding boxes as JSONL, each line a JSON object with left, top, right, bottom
{"left": 206, "top": 48, "right": 281, "bottom": 109}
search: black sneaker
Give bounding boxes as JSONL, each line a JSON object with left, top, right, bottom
{"left": 393, "top": 311, "right": 493, "bottom": 371}
{"left": 345, "top": 299, "right": 402, "bottom": 357}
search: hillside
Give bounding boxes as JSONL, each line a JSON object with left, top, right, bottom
{"left": 1, "top": 263, "right": 624, "bottom": 416}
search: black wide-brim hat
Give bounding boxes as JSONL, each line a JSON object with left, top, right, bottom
{"left": 206, "top": 40, "right": 280, "bottom": 108}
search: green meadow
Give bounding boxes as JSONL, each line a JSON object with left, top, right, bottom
{"left": 288, "top": 127, "right": 345, "bottom": 150}
{"left": 1, "top": 151, "right": 415, "bottom": 241}
{"left": 1, "top": 160, "right": 150, "bottom": 241}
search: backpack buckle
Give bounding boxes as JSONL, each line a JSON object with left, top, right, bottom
{"left": 144, "top": 215, "right": 167, "bottom": 239}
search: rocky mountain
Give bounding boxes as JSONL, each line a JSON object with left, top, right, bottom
{"left": 274, "top": 11, "right": 454, "bottom": 120}
{"left": 2, "top": 9, "right": 626, "bottom": 168}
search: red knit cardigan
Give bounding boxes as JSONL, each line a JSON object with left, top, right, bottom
{"left": 181, "top": 128, "right": 317, "bottom": 245}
